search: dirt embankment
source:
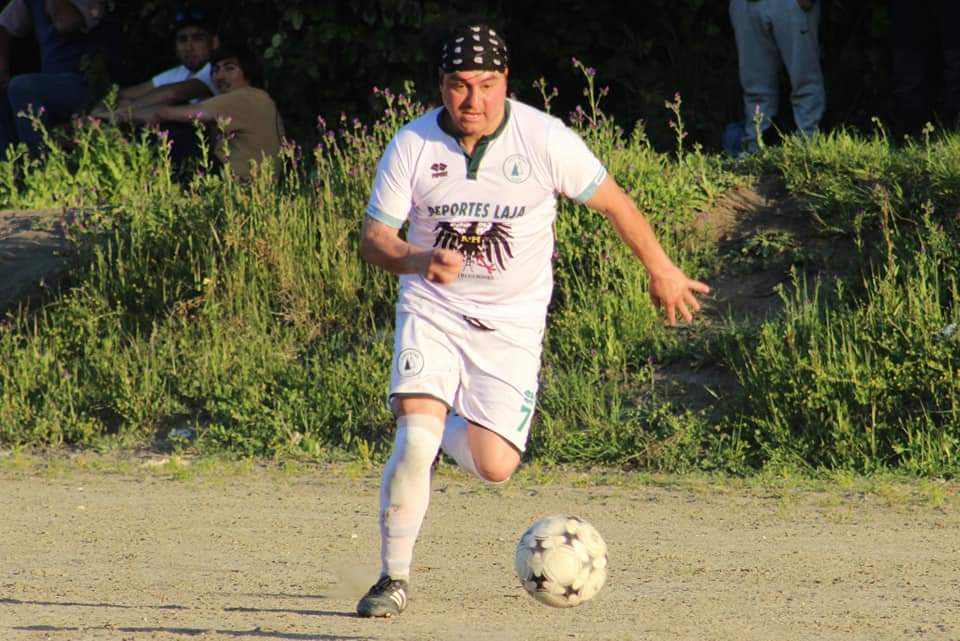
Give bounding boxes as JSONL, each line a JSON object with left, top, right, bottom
{"left": 0, "top": 208, "right": 69, "bottom": 313}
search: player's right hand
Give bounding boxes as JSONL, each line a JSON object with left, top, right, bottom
{"left": 648, "top": 264, "right": 710, "bottom": 326}
{"left": 420, "top": 248, "right": 464, "bottom": 284}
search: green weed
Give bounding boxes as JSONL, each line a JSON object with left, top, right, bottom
{"left": 1, "top": 75, "right": 958, "bottom": 479}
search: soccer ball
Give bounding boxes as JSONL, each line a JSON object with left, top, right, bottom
{"left": 514, "top": 514, "right": 608, "bottom": 608}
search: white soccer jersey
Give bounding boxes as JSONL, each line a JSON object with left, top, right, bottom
{"left": 151, "top": 63, "right": 217, "bottom": 98}
{"left": 367, "top": 99, "right": 607, "bottom": 325}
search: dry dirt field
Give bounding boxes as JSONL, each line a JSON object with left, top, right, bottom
{"left": 1, "top": 460, "right": 959, "bottom": 641}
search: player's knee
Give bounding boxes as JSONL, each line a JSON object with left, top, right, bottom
{"left": 474, "top": 458, "right": 517, "bottom": 484}
{"left": 393, "top": 414, "right": 443, "bottom": 473}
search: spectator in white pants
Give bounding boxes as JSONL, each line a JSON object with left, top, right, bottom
{"left": 730, "top": 0, "right": 825, "bottom": 153}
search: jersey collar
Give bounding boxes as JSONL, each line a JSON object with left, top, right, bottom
{"left": 437, "top": 100, "right": 512, "bottom": 180}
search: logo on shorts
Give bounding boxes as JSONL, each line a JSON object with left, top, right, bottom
{"left": 397, "top": 348, "right": 425, "bottom": 377}
{"left": 503, "top": 154, "right": 530, "bottom": 183}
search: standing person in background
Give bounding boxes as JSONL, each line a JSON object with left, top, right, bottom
{"left": 0, "top": 0, "right": 107, "bottom": 156}
{"left": 729, "top": 0, "right": 825, "bottom": 154}
{"left": 889, "top": 1, "right": 960, "bottom": 139}
{"left": 354, "top": 19, "right": 709, "bottom": 618}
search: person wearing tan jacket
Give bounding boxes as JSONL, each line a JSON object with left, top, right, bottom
{"left": 127, "top": 42, "right": 284, "bottom": 181}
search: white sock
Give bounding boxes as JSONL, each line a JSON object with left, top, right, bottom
{"left": 440, "top": 412, "right": 481, "bottom": 478}
{"left": 379, "top": 414, "right": 443, "bottom": 581}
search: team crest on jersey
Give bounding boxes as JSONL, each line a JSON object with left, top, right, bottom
{"left": 433, "top": 221, "right": 514, "bottom": 274}
{"left": 430, "top": 162, "right": 448, "bottom": 178}
{"left": 503, "top": 154, "right": 530, "bottom": 183}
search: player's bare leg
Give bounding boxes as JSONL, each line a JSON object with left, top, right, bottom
{"left": 466, "top": 421, "right": 521, "bottom": 482}
{"left": 441, "top": 411, "right": 521, "bottom": 483}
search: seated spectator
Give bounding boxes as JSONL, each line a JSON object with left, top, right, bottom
{"left": 0, "top": 0, "right": 107, "bottom": 156}
{"left": 126, "top": 43, "right": 284, "bottom": 181}
{"left": 92, "top": 3, "right": 218, "bottom": 118}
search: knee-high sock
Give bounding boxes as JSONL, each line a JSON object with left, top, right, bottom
{"left": 440, "top": 412, "right": 481, "bottom": 478}
{"left": 379, "top": 414, "right": 443, "bottom": 581}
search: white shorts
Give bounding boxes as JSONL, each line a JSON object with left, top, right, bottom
{"left": 388, "top": 298, "right": 544, "bottom": 452}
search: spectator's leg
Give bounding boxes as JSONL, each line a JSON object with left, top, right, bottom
{"left": 730, "top": 0, "right": 782, "bottom": 152}
{"left": 7, "top": 72, "right": 88, "bottom": 156}
{"left": 772, "top": 0, "right": 825, "bottom": 138}
{"left": 890, "top": 0, "right": 933, "bottom": 138}
{"left": 160, "top": 121, "right": 203, "bottom": 167}
{"left": 938, "top": 3, "right": 960, "bottom": 128}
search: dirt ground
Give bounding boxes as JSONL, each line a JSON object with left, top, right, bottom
{"left": 1, "top": 462, "right": 959, "bottom": 641}
{"left": 0, "top": 207, "right": 69, "bottom": 313}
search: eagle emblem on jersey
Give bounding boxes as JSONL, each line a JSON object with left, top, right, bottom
{"left": 433, "top": 221, "right": 514, "bottom": 273}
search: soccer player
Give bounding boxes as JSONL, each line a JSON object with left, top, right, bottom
{"left": 356, "top": 21, "right": 709, "bottom": 617}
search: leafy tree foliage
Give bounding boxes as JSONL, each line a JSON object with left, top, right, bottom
{"left": 102, "top": 1, "right": 890, "bottom": 149}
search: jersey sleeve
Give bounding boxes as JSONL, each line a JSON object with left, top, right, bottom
{"left": 366, "top": 133, "right": 415, "bottom": 229}
{"left": 545, "top": 122, "right": 607, "bottom": 204}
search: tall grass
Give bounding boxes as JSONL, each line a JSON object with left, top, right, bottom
{"left": 1, "top": 71, "right": 958, "bottom": 477}
{"left": 721, "top": 129, "right": 960, "bottom": 476}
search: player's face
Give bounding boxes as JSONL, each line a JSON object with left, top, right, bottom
{"left": 440, "top": 70, "right": 509, "bottom": 141}
{"left": 212, "top": 57, "right": 250, "bottom": 93}
{"left": 174, "top": 26, "right": 215, "bottom": 72}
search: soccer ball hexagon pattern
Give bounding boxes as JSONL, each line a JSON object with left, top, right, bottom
{"left": 514, "top": 514, "right": 608, "bottom": 607}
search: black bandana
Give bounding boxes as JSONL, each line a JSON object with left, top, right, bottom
{"left": 440, "top": 24, "right": 508, "bottom": 73}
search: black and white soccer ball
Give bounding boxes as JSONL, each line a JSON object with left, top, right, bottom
{"left": 514, "top": 514, "right": 608, "bottom": 607}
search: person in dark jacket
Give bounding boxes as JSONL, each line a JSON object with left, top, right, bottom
{"left": 0, "top": 0, "right": 107, "bottom": 156}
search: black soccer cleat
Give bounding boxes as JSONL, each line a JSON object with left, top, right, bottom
{"left": 356, "top": 575, "right": 409, "bottom": 617}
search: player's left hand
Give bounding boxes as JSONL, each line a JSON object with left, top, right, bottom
{"left": 648, "top": 265, "right": 710, "bottom": 326}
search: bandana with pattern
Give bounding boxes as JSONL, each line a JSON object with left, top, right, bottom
{"left": 440, "top": 24, "right": 508, "bottom": 73}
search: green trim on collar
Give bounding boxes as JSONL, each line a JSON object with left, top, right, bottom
{"left": 437, "top": 101, "right": 512, "bottom": 180}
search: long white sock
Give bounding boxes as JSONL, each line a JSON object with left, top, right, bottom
{"left": 440, "top": 412, "right": 481, "bottom": 478}
{"left": 379, "top": 414, "right": 443, "bottom": 581}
